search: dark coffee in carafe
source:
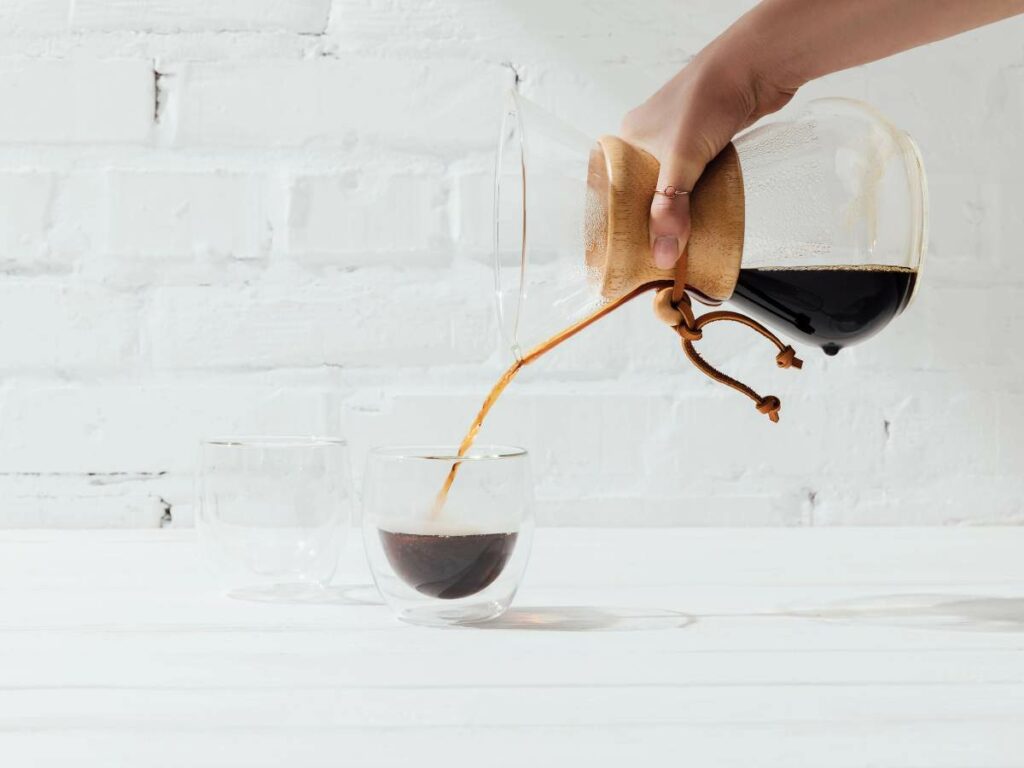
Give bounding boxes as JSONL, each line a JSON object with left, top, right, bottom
{"left": 730, "top": 265, "right": 917, "bottom": 356}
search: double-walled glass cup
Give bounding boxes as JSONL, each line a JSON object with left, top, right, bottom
{"left": 196, "top": 436, "right": 351, "bottom": 599}
{"left": 362, "top": 445, "right": 534, "bottom": 627}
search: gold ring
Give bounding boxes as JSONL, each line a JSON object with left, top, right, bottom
{"left": 654, "top": 185, "right": 690, "bottom": 198}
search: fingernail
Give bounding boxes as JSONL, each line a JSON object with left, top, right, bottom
{"left": 653, "top": 236, "right": 679, "bottom": 269}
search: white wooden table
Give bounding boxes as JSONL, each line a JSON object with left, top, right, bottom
{"left": 2, "top": 528, "right": 1023, "bottom": 767}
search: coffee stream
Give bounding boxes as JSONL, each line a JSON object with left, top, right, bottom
{"left": 392, "top": 264, "right": 916, "bottom": 600}
{"left": 430, "top": 359, "right": 523, "bottom": 514}
{"left": 379, "top": 289, "right": 650, "bottom": 601}
{"left": 434, "top": 268, "right": 921, "bottom": 514}
{"left": 435, "top": 264, "right": 918, "bottom": 511}
{"left": 431, "top": 285, "right": 652, "bottom": 517}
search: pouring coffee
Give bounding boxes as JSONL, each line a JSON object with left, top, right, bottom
{"left": 430, "top": 92, "right": 928, "bottom": 516}
{"left": 496, "top": 92, "right": 926, "bottom": 356}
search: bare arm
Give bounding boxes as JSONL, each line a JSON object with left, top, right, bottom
{"left": 623, "top": 0, "right": 1024, "bottom": 269}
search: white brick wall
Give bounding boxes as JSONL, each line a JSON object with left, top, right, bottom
{"left": 106, "top": 171, "right": 269, "bottom": 260}
{"left": 173, "top": 59, "right": 511, "bottom": 149}
{"left": 0, "top": 284, "right": 139, "bottom": 371}
{"left": 146, "top": 278, "right": 493, "bottom": 370}
{"left": 72, "top": 0, "right": 332, "bottom": 34}
{"left": 0, "top": 1, "right": 1022, "bottom": 527}
{"left": 0, "top": 59, "right": 153, "bottom": 143}
{"left": 0, "top": 172, "right": 55, "bottom": 265}
{"left": 288, "top": 171, "right": 449, "bottom": 266}
{"left": 0, "top": 1, "right": 68, "bottom": 35}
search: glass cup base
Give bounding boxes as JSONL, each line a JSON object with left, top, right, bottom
{"left": 396, "top": 598, "right": 511, "bottom": 627}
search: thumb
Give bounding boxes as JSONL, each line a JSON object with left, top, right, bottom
{"left": 650, "top": 157, "right": 702, "bottom": 270}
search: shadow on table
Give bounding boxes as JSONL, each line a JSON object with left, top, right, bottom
{"left": 781, "top": 594, "right": 1024, "bottom": 633}
{"left": 475, "top": 606, "right": 696, "bottom": 632}
{"left": 229, "top": 583, "right": 384, "bottom": 606}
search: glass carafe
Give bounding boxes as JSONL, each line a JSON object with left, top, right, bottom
{"left": 494, "top": 92, "right": 928, "bottom": 359}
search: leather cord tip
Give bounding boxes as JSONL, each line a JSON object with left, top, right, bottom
{"left": 756, "top": 396, "right": 782, "bottom": 423}
{"left": 776, "top": 346, "right": 803, "bottom": 370}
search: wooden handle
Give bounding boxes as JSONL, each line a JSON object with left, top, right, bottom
{"left": 585, "top": 136, "right": 745, "bottom": 303}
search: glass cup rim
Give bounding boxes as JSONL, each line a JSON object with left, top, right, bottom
{"left": 369, "top": 444, "right": 528, "bottom": 462}
{"left": 201, "top": 435, "right": 347, "bottom": 448}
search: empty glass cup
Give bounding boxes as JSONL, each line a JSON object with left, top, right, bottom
{"left": 196, "top": 436, "right": 351, "bottom": 599}
{"left": 362, "top": 445, "right": 534, "bottom": 626}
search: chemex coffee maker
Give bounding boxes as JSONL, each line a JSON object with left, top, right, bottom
{"left": 493, "top": 93, "right": 928, "bottom": 421}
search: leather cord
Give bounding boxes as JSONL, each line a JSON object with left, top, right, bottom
{"left": 654, "top": 248, "right": 803, "bottom": 422}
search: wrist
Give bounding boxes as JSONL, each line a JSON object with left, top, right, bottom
{"left": 733, "top": 1, "right": 814, "bottom": 92}
{"left": 701, "top": 11, "right": 805, "bottom": 122}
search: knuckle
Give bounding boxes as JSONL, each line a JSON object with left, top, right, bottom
{"left": 649, "top": 204, "right": 691, "bottom": 237}
{"left": 649, "top": 214, "right": 684, "bottom": 236}
{"left": 650, "top": 196, "right": 688, "bottom": 218}
{"left": 619, "top": 108, "right": 643, "bottom": 138}
{"left": 650, "top": 196, "right": 678, "bottom": 214}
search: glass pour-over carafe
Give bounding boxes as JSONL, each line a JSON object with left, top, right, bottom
{"left": 493, "top": 92, "right": 927, "bottom": 418}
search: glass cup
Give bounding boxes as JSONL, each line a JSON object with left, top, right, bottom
{"left": 196, "top": 436, "right": 351, "bottom": 599}
{"left": 362, "top": 445, "right": 534, "bottom": 626}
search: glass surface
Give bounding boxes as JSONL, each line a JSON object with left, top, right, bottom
{"left": 494, "top": 91, "right": 610, "bottom": 360}
{"left": 493, "top": 93, "right": 929, "bottom": 358}
{"left": 728, "top": 98, "right": 928, "bottom": 354}
{"left": 735, "top": 98, "right": 928, "bottom": 274}
{"left": 362, "top": 445, "right": 534, "bottom": 627}
{"left": 196, "top": 436, "right": 351, "bottom": 599}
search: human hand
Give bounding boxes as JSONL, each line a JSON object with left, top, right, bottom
{"left": 621, "top": 0, "right": 1024, "bottom": 271}
{"left": 620, "top": 31, "right": 798, "bottom": 270}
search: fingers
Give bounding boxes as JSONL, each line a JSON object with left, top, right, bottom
{"left": 650, "top": 162, "right": 694, "bottom": 270}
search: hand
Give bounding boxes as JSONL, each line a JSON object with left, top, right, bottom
{"left": 620, "top": 32, "right": 798, "bottom": 270}
{"left": 620, "top": 0, "right": 1024, "bottom": 271}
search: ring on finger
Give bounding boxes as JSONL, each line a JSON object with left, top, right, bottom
{"left": 654, "top": 185, "right": 690, "bottom": 199}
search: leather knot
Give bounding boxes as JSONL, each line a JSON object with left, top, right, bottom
{"left": 676, "top": 325, "right": 703, "bottom": 342}
{"left": 756, "top": 395, "right": 782, "bottom": 423}
{"left": 652, "top": 287, "right": 684, "bottom": 327}
{"left": 776, "top": 346, "right": 803, "bottom": 370}
{"left": 654, "top": 287, "right": 705, "bottom": 341}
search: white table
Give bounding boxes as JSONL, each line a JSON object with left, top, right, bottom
{"left": 2, "top": 528, "right": 1023, "bottom": 767}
